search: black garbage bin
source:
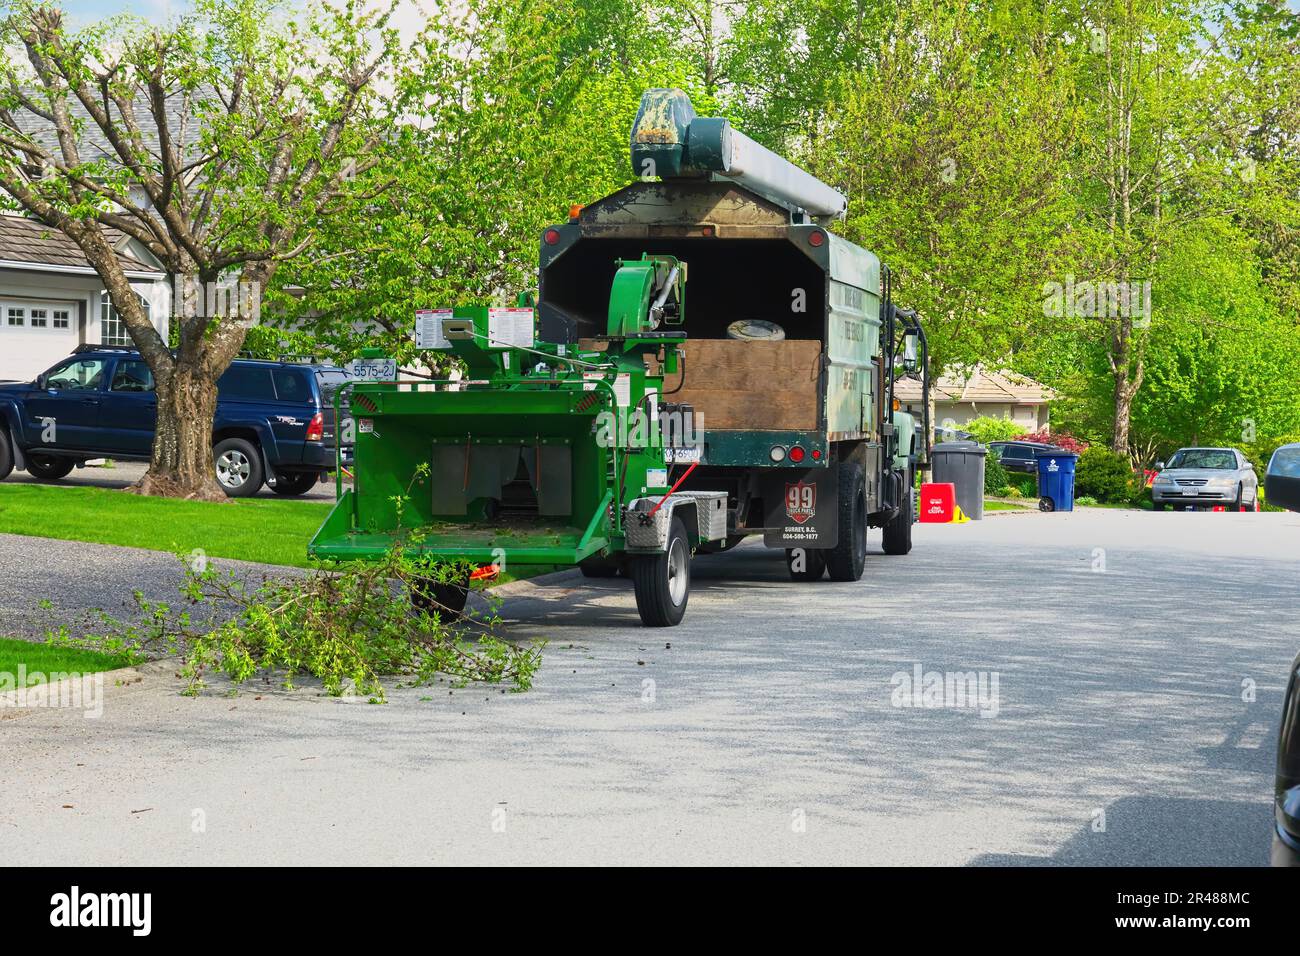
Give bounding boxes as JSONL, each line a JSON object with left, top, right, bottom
{"left": 932, "top": 440, "right": 987, "bottom": 520}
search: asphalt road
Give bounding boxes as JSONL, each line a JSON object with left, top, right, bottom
{"left": 1, "top": 509, "right": 1295, "bottom": 866}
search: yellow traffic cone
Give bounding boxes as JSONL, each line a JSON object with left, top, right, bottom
{"left": 951, "top": 504, "right": 971, "bottom": 524}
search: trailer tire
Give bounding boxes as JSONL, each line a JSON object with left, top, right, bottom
{"left": 825, "top": 461, "right": 867, "bottom": 582}
{"left": 882, "top": 472, "right": 913, "bottom": 556}
{"left": 630, "top": 516, "right": 690, "bottom": 627}
{"left": 786, "top": 547, "right": 826, "bottom": 581}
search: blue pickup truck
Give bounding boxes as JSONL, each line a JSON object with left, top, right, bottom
{"left": 0, "top": 345, "right": 352, "bottom": 497}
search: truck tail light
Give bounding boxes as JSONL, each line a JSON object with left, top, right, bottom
{"left": 305, "top": 412, "right": 324, "bottom": 442}
{"left": 788, "top": 446, "right": 805, "bottom": 463}
{"left": 770, "top": 445, "right": 786, "bottom": 462}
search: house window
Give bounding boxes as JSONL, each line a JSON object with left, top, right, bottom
{"left": 30, "top": 308, "right": 47, "bottom": 328}
{"left": 100, "top": 292, "right": 150, "bottom": 346}
{"left": 7, "top": 307, "right": 23, "bottom": 327}
{"left": 52, "top": 309, "right": 70, "bottom": 329}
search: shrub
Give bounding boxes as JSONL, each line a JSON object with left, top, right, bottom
{"left": 1003, "top": 486, "right": 1023, "bottom": 499}
{"left": 1074, "top": 446, "right": 1133, "bottom": 503}
{"left": 1076, "top": 495, "right": 1099, "bottom": 507}
{"left": 984, "top": 453, "right": 1010, "bottom": 495}
{"left": 1016, "top": 428, "right": 1088, "bottom": 454}
{"left": 1011, "top": 474, "right": 1038, "bottom": 496}
{"left": 963, "top": 416, "right": 1025, "bottom": 444}
{"left": 1126, "top": 473, "right": 1155, "bottom": 508}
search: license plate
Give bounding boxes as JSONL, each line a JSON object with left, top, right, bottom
{"left": 346, "top": 358, "right": 398, "bottom": 381}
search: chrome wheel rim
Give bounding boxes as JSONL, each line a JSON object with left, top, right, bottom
{"left": 216, "top": 450, "right": 250, "bottom": 488}
{"left": 667, "top": 537, "right": 688, "bottom": 606}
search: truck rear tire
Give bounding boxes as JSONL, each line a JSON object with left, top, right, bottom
{"left": 0, "top": 429, "right": 12, "bottom": 481}
{"left": 270, "top": 471, "right": 318, "bottom": 497}
{"left": 826, "top": 461, "right": 867, "bottom": 582}
{"left": 786, "top": 547, "right": 826, "bottom": 581}
{"left": 25, "top": 453, "right": 74, "bottom": 481}
{"left": 882, "top": 473, "right": 913, "bottom": 555}
{"left": 630, "top": 516, "right": 690, "bottom": 626}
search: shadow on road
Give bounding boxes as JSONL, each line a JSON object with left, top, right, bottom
{"left": 971, "top": 797, "right": 1272, "bottom": 866}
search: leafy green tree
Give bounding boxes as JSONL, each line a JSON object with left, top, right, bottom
{"left": 0, "top": 0, "right": 399, "bottom": 498}
{"left": 274, "top": 0, "right": 688, "bottom": 369}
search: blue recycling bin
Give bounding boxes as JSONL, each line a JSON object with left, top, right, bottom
{"left": 1035, "top": 449, "right": 1078, "bottom": 512}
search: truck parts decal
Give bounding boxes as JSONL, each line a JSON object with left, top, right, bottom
{"left": 763, "top": 468, "right": 839, "bottom": 548}
{"left": 785, "top": 481, "right": 817, "bottom": 524}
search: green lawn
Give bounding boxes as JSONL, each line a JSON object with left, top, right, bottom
{"left": 0, "top": 637, "right": 132, "bottom": 688}
{"left": 984, "top": 499, "right": 1034, "bottom": 511}
{"left": 0, "top": 485, "right": 331, "bottom": 568}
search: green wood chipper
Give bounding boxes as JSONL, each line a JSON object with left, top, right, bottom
{"left": 310, "top": 88, "right": 931, "bottom": 627}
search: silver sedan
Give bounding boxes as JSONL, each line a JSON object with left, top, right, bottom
{"left": 1151, "top": 447, "right": 1258, "bottom": 511}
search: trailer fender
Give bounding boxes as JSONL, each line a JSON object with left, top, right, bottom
{"left": 623, "top": 491, "right": 727, "bottom": 553}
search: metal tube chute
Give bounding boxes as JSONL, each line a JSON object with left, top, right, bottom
{"left": 630, "top": 88, "right": 847, "bottom": 221}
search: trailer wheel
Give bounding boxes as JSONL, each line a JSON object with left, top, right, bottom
{"left": 826, "top": 461, "right": 867, "bottom": 582}
{"left": 411, "top": 575, "right": 470, "bottom": 622}
{"left": 785, "top": 547, "right": 826, "bottom": 581}
{"left": 882, "top": 473, "right": 913, "bottom": 556}
{"left": 630, "top": 516, "right": 690, "bottom": 627}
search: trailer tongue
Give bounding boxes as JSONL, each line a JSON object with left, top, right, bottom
{"left": 310, "top": 89, "right": 930, "bottom": 626}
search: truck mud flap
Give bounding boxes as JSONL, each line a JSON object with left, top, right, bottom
{"left": 762, "top": 467, "right": 839, "bottom": 548}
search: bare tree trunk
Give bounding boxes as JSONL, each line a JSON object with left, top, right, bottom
{"left": 133, "top": 365, "right": 224, "bottom": 500}
{"left": 125, "top": 286, "right": 251, "bottom": 501}
{"left": 1110, "top": 310, "right": 1144, "bottom": 457}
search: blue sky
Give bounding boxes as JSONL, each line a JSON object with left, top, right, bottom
{"left": 59, "top": 0, "right": 190, "bottom": 26}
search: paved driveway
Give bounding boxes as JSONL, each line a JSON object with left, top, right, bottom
{"left": 6, "top": 459, "right": 340, "bottom": 501}
{"left": 0, "top": 509, "right": 1294, "bottom": 865}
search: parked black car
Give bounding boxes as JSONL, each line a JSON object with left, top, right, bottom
{"left": 987, "top": 440, "right": 1055, "bottom": 474}
{"left": 0, "top": 345, "right": 352, "bottom": 497}
{"left": 1265, "top": 442, "right": 1300, "bottom": 512}
{"left": 1274, "top": 650, "right": 1300, "bottom": 866}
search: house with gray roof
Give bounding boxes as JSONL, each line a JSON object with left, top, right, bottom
{"left": 895, "top": 365, "right": 1056, "bottom": 436}
{"left": 0, "top": 214, "right": 169, "bottom": 381}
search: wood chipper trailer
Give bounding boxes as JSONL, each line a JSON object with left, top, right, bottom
{"left": 309, "top": 89, "right": 930, "bottom": 627}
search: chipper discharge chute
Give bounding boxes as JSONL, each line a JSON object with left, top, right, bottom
{"left": 310, "top": 254, "right": 729, "bottom": 626}
{"left": 312, "top": 87, "right": 931, "bottom": 627}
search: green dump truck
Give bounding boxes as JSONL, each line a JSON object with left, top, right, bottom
{"left": 310, "top": 89, "right": 931, "bottom": 627}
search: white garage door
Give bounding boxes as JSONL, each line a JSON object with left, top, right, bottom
{"left": 0, "top": 300, "right": 78, "bottom": 382}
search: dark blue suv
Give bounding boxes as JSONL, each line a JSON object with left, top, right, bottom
{"left": 0, "top": 345, "right": 352, "bottom": 497}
